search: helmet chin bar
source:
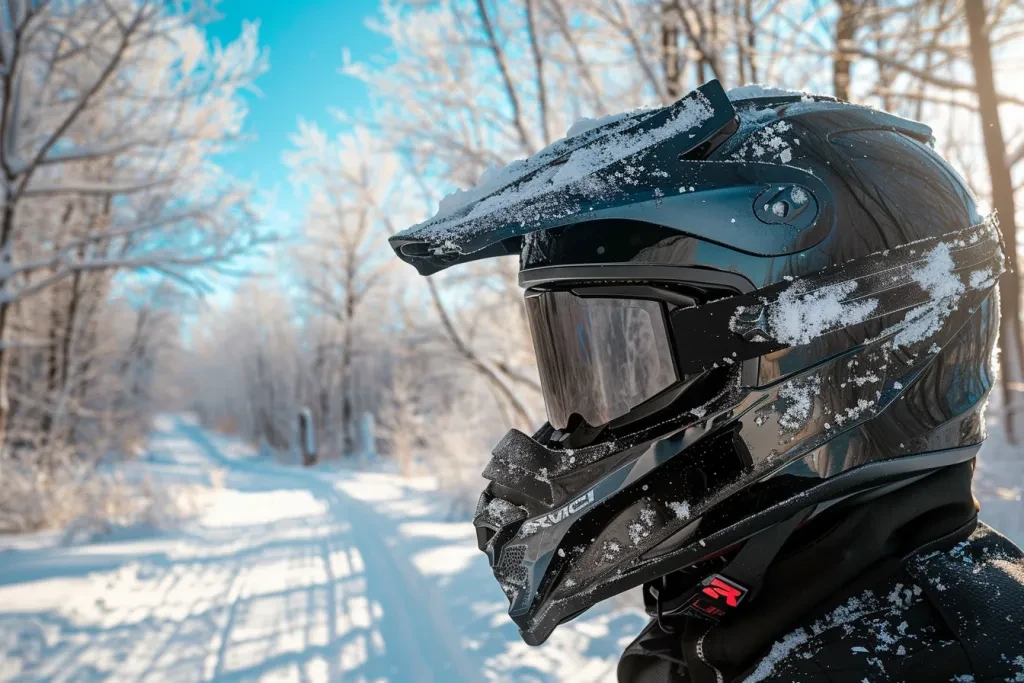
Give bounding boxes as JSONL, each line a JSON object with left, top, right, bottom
{"left": 488, "top": 441, "right": 980, "bottom": 646}
{"left": 475, "top": 410, "right": 754, "bottom": 640}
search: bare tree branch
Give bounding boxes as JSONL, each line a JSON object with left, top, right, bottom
{"left": 474, "top": 0, "right": 537, "bottom": 155}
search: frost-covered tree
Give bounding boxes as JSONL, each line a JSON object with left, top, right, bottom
{"left": 185, "top": 279, "right": 304, "bottom": 452}
{"left": 285, "top": 125, "right": 405, "bottom": 455}
{"left": 0, "top": 0, "right": 268, "bottom": 449}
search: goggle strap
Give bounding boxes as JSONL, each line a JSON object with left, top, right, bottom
{"left": 670, "top": 218, "right": 1005, "bottom": 376}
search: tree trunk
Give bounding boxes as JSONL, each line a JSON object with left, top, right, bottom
{"left": 745, "top": 0, "right": 758, "bottom": 83}
{"left": 37, "top": 200, "right": 76, "bottom": 437}
{"left": 965, "top": 0, "right": 1023, "bottom": 442}
{"left": 69, "top": 276, "right": 109, "bottom": 443}
{"left": 126, "top": 308, "right": 151, "bottom": 404}
{"left": 59, "top": 271, "right": 83, "bottom": 395}
{"left": 339, "top": 330, "right": 354, "bottom": 457}
{"left": 834, "top": 0, "right": 857, "bottom": 101}
{"left": 41, "top": 286, "right": 63, "bottom": 439}
{"left": 313, "top": 343, "right": 330, "bottom": 451}
{"left": 873, "top": 7, "right": 893, "bottom": 111}
{"left": 0, "top": 197, "right": 17, "bottom": 454}
{"left": 662, "top": 0, "right": 683, "bottom": 99}
{"left": 69, "top": 194, "right": 114, "bottom": 442}
{"left": 735, "top": 0, "right": 746, "bottom": 85}
{"left": 709, "top": 0, "right": 720, "bottom": 84}
{"left": 339, "top": 288, "right": 356, "bottom": 457}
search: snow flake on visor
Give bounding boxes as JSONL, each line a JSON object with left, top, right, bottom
{"left": 766, "top": 280, "right": 879, "bottom": 347}
{"left": 731, "top": 119, "right": 796, "bottom": 165}
{"left": 777, "top": 374, "right": 822, "bottom": 432}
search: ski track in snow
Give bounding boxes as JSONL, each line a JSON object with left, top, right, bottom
{"left": 0, "top": 415, "right": 646, "bottom": 683}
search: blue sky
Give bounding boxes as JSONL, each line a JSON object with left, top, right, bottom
{"left": 204, "top": 0, "right": 388, "bottom": 244}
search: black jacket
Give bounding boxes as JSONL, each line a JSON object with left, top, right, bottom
{"left": 618, "top": 462, "right": 1024, "bottom": 682}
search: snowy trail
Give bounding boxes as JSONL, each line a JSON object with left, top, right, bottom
{"left": 177, "top": 419, "right": 480, "bottom": 682}
{"left": 0, "top": 417, "right": 644, "bottom": 682}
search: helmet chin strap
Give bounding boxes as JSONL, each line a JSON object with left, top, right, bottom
{"left": 648, "top": 506, "right": 814, "bottom": 626}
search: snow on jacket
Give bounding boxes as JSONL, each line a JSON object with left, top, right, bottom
{"left": 617, "top": 462, "right": 1024, "bottom": 682}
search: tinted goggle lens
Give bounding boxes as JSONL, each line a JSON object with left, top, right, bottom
{"left": 525, "top": 290, "right": 678, "bottom": 429}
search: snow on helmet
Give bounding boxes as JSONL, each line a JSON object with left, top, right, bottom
{"left": 389, "top": 80, "right": 1006, "bottom": 645}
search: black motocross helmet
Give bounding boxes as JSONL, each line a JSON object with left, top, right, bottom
{"left": 389, "top": 81, "right": 1006, "bottom": 646}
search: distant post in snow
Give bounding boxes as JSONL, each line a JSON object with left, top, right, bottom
{"left": 298, "top": 408, "right": 318, "bottom": 467}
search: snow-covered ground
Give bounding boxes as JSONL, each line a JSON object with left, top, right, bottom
{"left": 0, "top": 416, "right": 645, "bottom": 682}
{"left": 0, "top": 413, "right": 1019, "bottom": 682}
